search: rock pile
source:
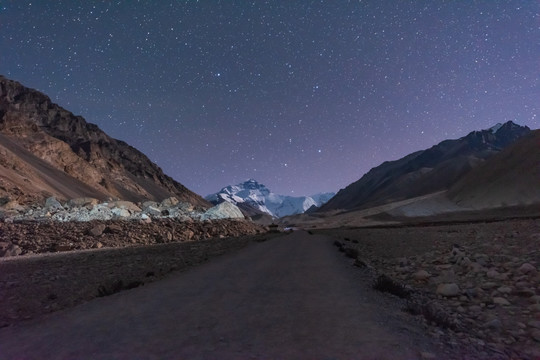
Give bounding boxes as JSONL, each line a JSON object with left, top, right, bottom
{"left": 0, "top": 196, "right": 244, "bottom": 223}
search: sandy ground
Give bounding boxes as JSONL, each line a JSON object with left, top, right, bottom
{"left": 0, "top": 231, "right": 472, "bottom": 360}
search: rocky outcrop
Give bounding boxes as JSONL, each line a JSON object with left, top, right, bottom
{"left": 0, "top": 75, "right": 210, "bottom": 208}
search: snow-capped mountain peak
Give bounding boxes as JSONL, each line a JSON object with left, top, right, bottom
{"left": 206, "top": 180, "right": 335, "bottom": 218}
{"left": 488, "top": 123, "right": 503, "bottom": 134}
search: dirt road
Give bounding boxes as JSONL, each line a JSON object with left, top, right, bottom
{"left": 0, "top": 231, "right": 449, "bottom": 359}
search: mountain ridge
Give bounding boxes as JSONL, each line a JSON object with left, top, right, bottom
{"left": 320, "top": 121, "right": 531, "bottom": 212}
{"left": 0, "top": 75, "right": 210, "bottom": 207}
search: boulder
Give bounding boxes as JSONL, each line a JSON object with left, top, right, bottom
{"left": 108, "top": 201, "right": 141, "bottom": 213}
{"left": 111, "top": 208, "right": 131, "bottom": 219}
{"left": 201, "top": 202, "right": 244, "bottom": 220}
{"left": 160, "top": 197, "right": 179, "bottom": 209}
{"left": 67, "top": 197, "right": 99, "bottom": 208}
{"left": 141, "top": 201, "right": 159, "bottom": 210}
{"left": 88, "top": 205, "right": 114, "bottom": 221}
{"left": 144, "top": 206, "right": 161, "bottom": 217}
{"left": 0, "top": 242, "right": 22, "bottom": 257}
{"left": 89, "top": 224, "right": 106, "bottom": 237}
{"left": 44, "top": 197, "right": 64, "bottom": 211}
{"left": 2, "top": 200, "right": 25, "bottom": 212}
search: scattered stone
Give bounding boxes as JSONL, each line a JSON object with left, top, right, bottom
{"left": 531, "top": 330, "right": 540, "bottom": 343}
{"left": 413, "top": 270, "right": 431, "bottom": 281}
{"left": 106, "top": 224, "right": 123, "bottom": 233}
{"left": 497, "top": 286, "right": 512, "bottom": 294}
{"left": 484, "top": 318, "right": 502, "bottom": 329}
{"left": 519, "top": 263, "right": 536, "bottom": 274}
{"left": 54, "top": 244, "right": 71, "bottom": 252}
{"left": 420, "top": 351, "right": 436, "bottom": 359}
{"left": 436, "top": 283, "right": 460, "bottom": 297}
{"left": 89, "top": 224, "right": 106, "bottom": 237}
{"left": 493, "top": 297, "right": 511, "bottom": 306}
{"left": 182, "top": 229, "right": 195, "bottom": 240}
{"left": 528, "top": 320, "right": 540, "bottom": 329}
{"left": 486, "top": 269, "right": 501, "bottom": 279}
{"left": 480, "top": 282, "right": 498, "bottom": 290}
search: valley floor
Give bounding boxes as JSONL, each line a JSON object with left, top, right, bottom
{"left": 0, "top": 231, "right": 491, "bottom": 359}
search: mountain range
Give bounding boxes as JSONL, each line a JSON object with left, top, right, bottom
{"left": 206, "top": 179, "right": 334, "bottom": 218}
{"left": 320, "top": 121, "right": 531, "bottom": 212}
{"left": 0, "top": 75, "right": 209, "bottom": 208}
{"left": 2, "top": 74, "right": 538, "bottom": 223}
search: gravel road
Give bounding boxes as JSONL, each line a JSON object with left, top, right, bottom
{"left": 0, "top": 231, "right": 451, "bottom": 359}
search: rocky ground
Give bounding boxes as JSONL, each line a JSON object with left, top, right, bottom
{"left": 0, "top": 217, "right": 264, "bottom": 256}
{"left": 0, "top": 195, "right": 265, "bottom": 257}
{"left": 320, "top": 218, "right": 540, "bottom": 359}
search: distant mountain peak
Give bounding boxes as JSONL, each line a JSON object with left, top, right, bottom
{"left": 206, "top": 180, "right": 335, "bottom": 218}
{"left": 488, "top": 123, "right": 503, "bottom": 133}
{"left": 487, "top": 120, "right": 527, "bottom": 134}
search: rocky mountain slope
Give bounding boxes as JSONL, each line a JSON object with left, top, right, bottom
{"left": 206, "top": 179, "right": 335, "bottom": 218}
{"left": 0, "top": 75, "right": 209, "bottom": 207}
{"left": 448, "top": 129, "right": 540, "bottom": 209}
{"left": 321, "top": 121, "right": 531, "bottom": 212}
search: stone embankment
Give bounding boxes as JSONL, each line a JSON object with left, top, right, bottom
{"left": 324, "top": 219, "right": 540, "bottom": 360}
{"left": 0, "top": 233, "right": 273, "bottom": 328}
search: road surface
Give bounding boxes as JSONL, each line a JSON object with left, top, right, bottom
{"left": 0, "top": 231, "right": 445, "bottom": 359}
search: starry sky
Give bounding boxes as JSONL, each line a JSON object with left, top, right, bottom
{"left": 1, "top": 1, "right": 539, "bottom": 197}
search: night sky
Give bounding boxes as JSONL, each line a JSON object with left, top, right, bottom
{"left": 1, "top": 1, "right": 538, "bottom": 197}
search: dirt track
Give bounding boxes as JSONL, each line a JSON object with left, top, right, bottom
{"left": 0, "top": 231, "right": 466, "bottom": 359}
